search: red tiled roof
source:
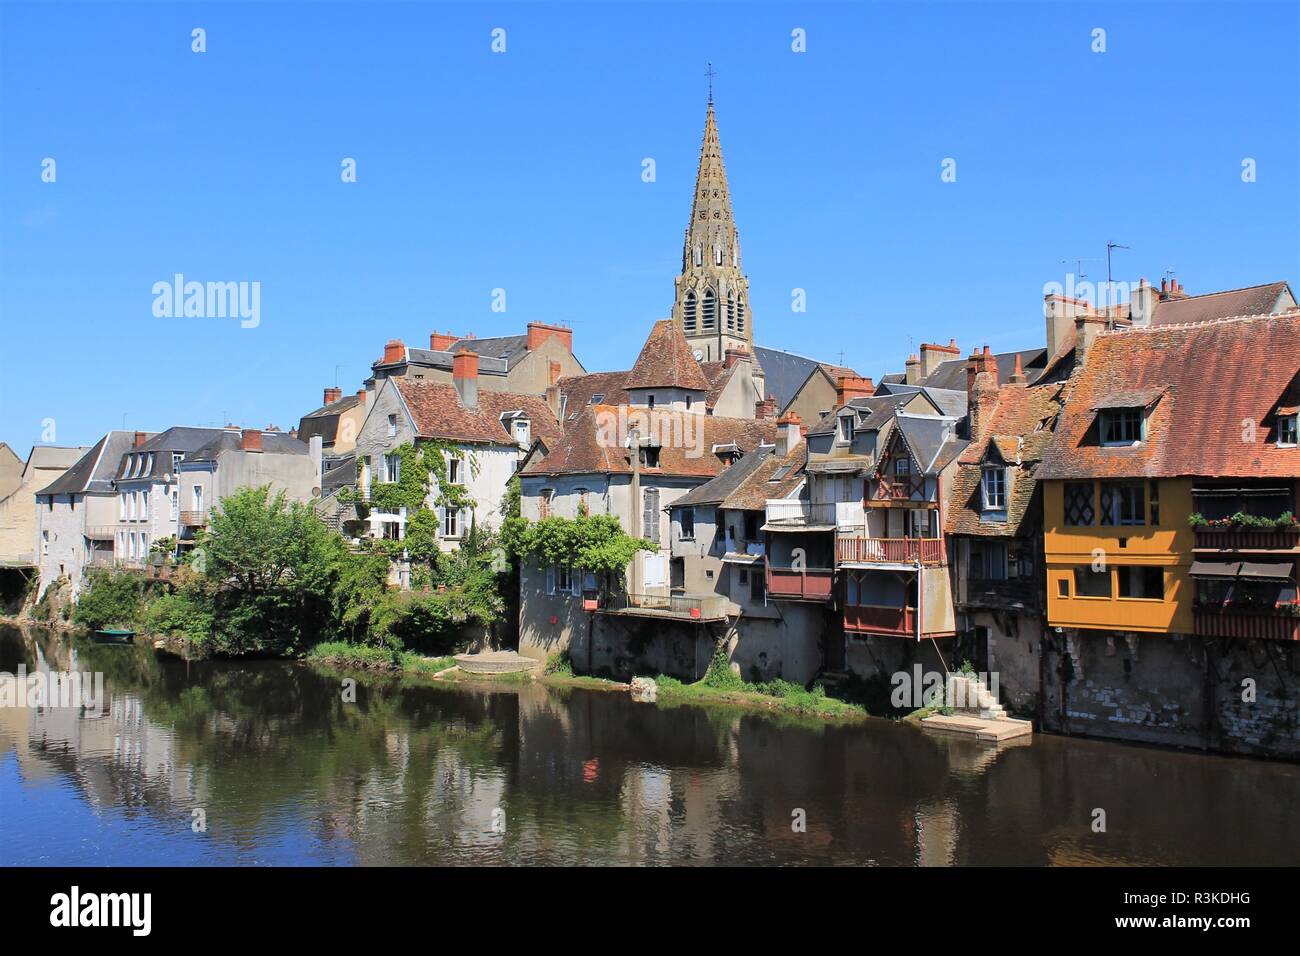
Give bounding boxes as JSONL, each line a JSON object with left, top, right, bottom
{"left": 394, "top": 380, "right": 560, "bottom": 446}
{"left": 557, "top": 370, "right": 631, "bottom": 424}
{"left": 1040, "top": 313, "right": 1300, "bottom": 480}
{"left": 1150, "top": 281, "right": 1293, "bottom": 327}
{"left": 522, "top": 405, "right": 777, "bottom": 478}
{"left": 625, "top": 320, "right": 710, "bottom": 391}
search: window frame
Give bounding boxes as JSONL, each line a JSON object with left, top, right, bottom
{"left": 1099, "top": 407, "right": 1144, "bottom": 446}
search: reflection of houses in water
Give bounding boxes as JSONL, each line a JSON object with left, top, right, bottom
{"left": 0, "top": 632, "right": 204, "bottom": 817}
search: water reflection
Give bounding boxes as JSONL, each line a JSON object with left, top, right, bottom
{"left": 2, "top": 624, "right": 1298, "bottom": 866}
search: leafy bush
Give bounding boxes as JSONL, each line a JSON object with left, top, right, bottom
{"left": 143, "top": 591, "right": 212, "bottom": 642}
{"left": 545, "top": 649, "right": 574, "bottom": 677}
{"left": 700, "top": 645, "right": 742, "bottom": 691}
{"left": 73, "top": 570, "right": 147, "bottom": 630}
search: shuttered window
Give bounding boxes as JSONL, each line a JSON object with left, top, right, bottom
{"left": 643, "top": 488, "right": 660, "bottom": 544}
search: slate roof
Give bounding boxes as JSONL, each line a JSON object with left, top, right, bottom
{"left": 625, "top": 320, "right": 710, "bottom": 391}
{"left": 523, "top": 406, "right": 777, "bottom": 479}
{"left": 947, "top": 379, "right": 1069, "bottom": 537}
{"left": 807, "top": 387, "right": 967, "bottom": 437}
{"left": 115, "top": 427, "right": 227, "bottom": 481}
{"left": 893, "top": 414, "right": 969, "bottom": 475}
{"left": 299, "top": 394, "right": 365, "bottom": 444}
{"left": 919, "top": 348, "right": 1049, "bottom": 391}
{"left": 35, "top": 431, "right": 136, "bottom": 497}
{"left": 1150, "top": 281, "right": 1294, "bottom": 327}
{"left": 184, "top": 431, "right": 310, "bottom": 463}
{"left": 1040, "top": 312, "right": 1300, "bottom": 480}
{"left": 394, "top": 380, "right": 562, "bottom": 447}
{"left": 672, "top": 446, "right": 776, "bottom": 508}
{"left": 448, "top": 334, "right": 530, "bottom": 368}
{"left": 322, "top": 455, "right": 357, "bottom": 494}
{"left": 752, "top": 346, "right": 862, "bottom": 411}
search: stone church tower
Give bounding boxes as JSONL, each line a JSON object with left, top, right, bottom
{"left": 672, "top": 97, "right": 754, "bottom": 363}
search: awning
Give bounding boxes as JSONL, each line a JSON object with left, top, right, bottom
{"left": 1238, "top": 562, "right": 1297, "bottom": 582}
{"left": 721, "top": 552, "right": 763, "bottom": 564}
{"left": 1189, "top": 560, "right": 1241, "bottom": 578}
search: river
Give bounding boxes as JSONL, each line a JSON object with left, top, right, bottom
{"left": 2, "top": 624, "right": 1298, "bottom": 866}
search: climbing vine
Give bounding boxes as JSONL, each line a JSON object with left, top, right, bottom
{"left": 500, "top": 513, "right": 653, "bottom": 586}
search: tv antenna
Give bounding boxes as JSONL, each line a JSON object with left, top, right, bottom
{"left": 1060, "top": 256, "right": 1101, "bottom": 279}
{"left": 1105, "top": 241, "right": 1129, "bottom": 286}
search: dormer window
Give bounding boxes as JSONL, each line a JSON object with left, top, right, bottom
{"left": 837, "top": 414, "right": 854, "bottom": 443}
{"left": 1099, "top": 407, "right": 1143, "bottom": 446}
{"left": 514, "top": 419, "right": 531, "bottom": 445}
{"left": 981, "top": 464, "right": 1007, "bottom": 512}
{"left": 1278, "top": 413, "right": 1298, "bottom": 447}
{"left": 640, "top": 446, "right": 661, "bottom": 469}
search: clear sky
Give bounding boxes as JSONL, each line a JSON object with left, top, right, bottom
{"left": 2, "top": 0, "right": 1297, "bottom": 448}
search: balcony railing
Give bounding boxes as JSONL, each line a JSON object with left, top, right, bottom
{"left": 871, "top": 475, "right": 930, "bottom": 502}
{"left": 180, "top": 509, "right": 209, "bottom": 527}
{"left": 836, "top": 537, "right": 945, "bottom": 566}
{"left": 1194, "top": 606, "right": 1300, "bottom": 642}
{"left": 844, "top": 603, "right": 916, "bottom": 636}
{"left": 765, "top": 500, "right": 865, "bottom": 530}
{"left": 765, "top": 566, "right": 835, "bottom": 601}
{"left": 1194, "top": 527, "right": 1300, "bottom": 552}
{"left": 615, "top": 592, "right": 729, "bottom": 621}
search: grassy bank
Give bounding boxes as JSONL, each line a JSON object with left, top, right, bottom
{"left": 306, "top": 641, "right": 455, "bottom": 675}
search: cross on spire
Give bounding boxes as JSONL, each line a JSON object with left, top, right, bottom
{"left": 705, "top": 62, "right": 716, "bottom": 104}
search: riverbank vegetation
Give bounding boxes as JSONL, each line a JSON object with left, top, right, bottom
{"left": 70, "top": 485, "right": 509, "bottom": 659}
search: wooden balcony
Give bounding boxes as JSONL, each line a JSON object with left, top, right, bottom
{"left": 844, "top": 604, "right": 916, "bottom": 636}
{"left": 765, "top": 499, "right": 837, "bottom": 527}
{"left": 1194, "top": 527, "right": 1300, "bottom": 553}
{"left": 837, "top": 537, "right": 945, "bottom": 567}
{"left": 1194, "top": 606, "right": 1300, "bottom": 642}
{"left": 180, "top": 509, "right": 209, "bottom": 527}
{"left": 765, "top": 566, "right": 835, "bottom": 602}
{"left": 607, "top": 592, "right": 729, "bottom": 622}
{"left": 870, "top": 475, "right": 931, "bottom": 504}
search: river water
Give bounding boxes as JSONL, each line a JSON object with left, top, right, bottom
{"left": 1, "top": 624, "right": 1298, "bottom": 866}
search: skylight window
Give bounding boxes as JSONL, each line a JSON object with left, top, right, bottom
{"left": 770, "top": 465, "right": 792, "bottom": 482}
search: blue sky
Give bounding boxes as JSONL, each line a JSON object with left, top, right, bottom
{"left": 1, "top": 1, "right": 1297, "bottom": 448}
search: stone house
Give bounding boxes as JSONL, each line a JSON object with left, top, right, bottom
{"left": 0, "top": 445, "right": 90, "bottom": 568}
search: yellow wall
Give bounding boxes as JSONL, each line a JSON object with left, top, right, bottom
{"left": 1043, "top": 478, "right": 1193, "bottom": 634}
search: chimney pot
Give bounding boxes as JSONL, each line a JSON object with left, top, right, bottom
{"left": 835, "top": 375, "right": 875, "bottom": 405}
{"left": 324, "top": 386, "right": 342, "bottom": 406}
{"left": 382, "top": 339, "right": 405, "bottom": 366}
{"left": 133, "top": 431, "right": 148, "bottom": 448}
{"left": 453, "top": 347, "right": 480, "bottom": 408}
{"left": 429, "top": 331, "right": 461, "bottom": 351}
{"left": 241, "top": 428, "right": 263, "bottom": 453}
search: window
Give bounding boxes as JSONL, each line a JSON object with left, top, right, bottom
{"left": 1073, "top": 567, "right": 1112, "bottom": 598}
{"left": 743, "top": 511, "right": 758, "bottom": 541}
{"left": 714, "top": 244, "right": 723, "bottom": 266}
{"left": 680, "top": 507, "right": 695, "bottom": 540}
{"left": 145, "top": 453, "right": 154, "bottom": 475}
{"left": 140, "top": 489, "right": 149, "bottom": 520}
{"left": 192, "top": 485, "right": 204, "bottom": 511}
{"left": 647, "top": 394, "right": 656, "bottom": 410}
{"left": 170, "top": 488, "right": 178, "bottom": 518}
{"left": 685, "top": 395, "right": 693, "bottom": 411}
{"left": 546, "top": 566, "right": 556, "bottom": 595}
{"left": 557, "top": 566, "right": 573, "bottom": 593}
{"left": 838, "top": 415, "right": 853, "bottom": 443}
{"left": 643, "top": 488, "right": 661, "bottom": 544}
{"left": 1057, "top": 578, "right": 1070, "bottom": 597}
{"left": 736, "top": 299, "right": 746, "bottom": 333}
{"left": 1100, "top": 481, "right": 1145, "bottom": 526}
{"left": 447, "top": 458, "right": 461, "bottom": 484}
{"left": 442, "top": 507, "right": 460, "bottom": 538}
{"left": 750, "top": 566, "right": 765, "bottom": 601}
{"left": 970, "top": 542, "right": 1008, "bottom": 580}
{"left": 119, "top": 492, "right": 127, "bottom": 520}
{"left": 640, "top": 446, "right": 661, "bottom": 468}
{"left": 1148, "top": 480, "right": 1160, "bottom": 526}
{"left": 383, "top": 453, "right": 401, "bottom": 484}
{"left": 981, "top": 465, "right": 1007, "bottom": 511}
{"left": 514, "top": 419, "right": 531, "bottom": 445}
{"left": 1117, "top": 566, "right": 1163, "bottom": 599}
{"left": 1100, "top": 408, "right": 1143, "bottom": 445}
{"left": 41, "top": 530, "right": 49, "bottom": 555}
{"left": 1064, "top": 482, "right": 1094, "bottom": 526}
{"left": 895, "top": 456, "right": 911, "bottom": 476}
{"left": 726, "top": 293, "right": 735, "bottom": 330}
{"left": 1279, "top": 414, "right": 1299, "bottom": 447}
{"left": 539, "top": 489, "right": 553, "bottom": 519}
{"left": 387, "top": 414, "right": 398, "bottom": 437}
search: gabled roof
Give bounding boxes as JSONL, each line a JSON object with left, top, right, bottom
{"left": 447, "top": 334, "right": 530, "bottom": 368}
{"left": 299, "top": 393, "right": 365, "bottom": 444}
{"left": 393, "top": 379, "right": 562, "bottom": 447}
{"left": 919, "top": 348, "right": 1050, "bottom": 391}
{"left": 558, "top": 370, "right": 631, "bottom": 425}
{"left": 183, "top": 431, "right": 310, "bottom": 463}
{"left": 1040, "top": 312, "right": 1300, "bottom": 480}
{"left": 1150, "top": 281, "right": 1294, "bottom": 327}
{"left": 116, "top": 427, "right": 226, "bottom": 480}
{"left": 522, "top": 406, "right": 777, "bottom": 479}
{"left": 672, "top": 446, "right": 776, "bottom": 508}
{"left": 36, "top": 431, "right": 136, "bottom": 497}
{"left": 892, "top": 414, "right": 968, "bottom": 475}
{"left": 322, "top": 454, "right": 357, "bottom": 494}
{"left": 625, "top": 320, "right": 710, "bottom": 391}
{"left": 947, "top": 379, "right": 1068, "bottom": 537}
{"left": 751, "top": 346, "right": 860, "bottom": 412}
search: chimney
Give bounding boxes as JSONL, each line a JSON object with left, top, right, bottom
{"left": 724, "top": 346, "right": 751, "bottom": 369}
{"left": 309, "top": 435, "right": 323, "bottom": 493}
{"left": 920, "top": 339, "right": 960, "bottom": 378}
{"left": 429, "top": 330, "right": 461, "bottom": 351}
{"left": 453, "top": 347, "right": 479, "bottom": 408}
{"left": 357, "top": 388, "right": 368, "bottom": 404}
{"left": 549, "top": 360, "right": 562, "bottom": 386}
{"left": 240, "top": 428, "right": 263, "bottom": 453}
{"left": 1008, "top": 352, "right": 1027, "bottom": 384}
{"left": 323, "top": 386, "right": 342, "bottom": 406}
{"left": 776, "top": 412, "right": 803, "bottom": 456}
{"left": 526, "top": 322, "right": 573, "bottom": 353}
{"left": 382, "top": 339, "right": 405, "bottom": 366}
{"left": 1130, "top": 277, "right": 1157, "bottom": 328}
{"left": 545, "top": 382, "right": 562, "bottom": 420}
{"left": 904, "top": 353, "right": 922, "bottom": 385}
{"left": 966, "top": 347, "right": 999, "bottom": 441}
{"left": 835, "top": 375, "right": 875, "bottom": 406}
{"left": 1044, "top": 293, "right": 1094, "bottom": 357}
{"left": 755, "top": 395, "right": 777, "bottom": 419}
{"left": 289, "top": 427, "right": 298, "bottom": 439}
{"left": 1074, "top": 315, "right": 1106, "bottom": 363}
{"left": 133, "top": 431, "right": 148, "bottom": 448}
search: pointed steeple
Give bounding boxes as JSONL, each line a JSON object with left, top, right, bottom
{"left": 671, "top": 95, "right": 753, "bottom": 363}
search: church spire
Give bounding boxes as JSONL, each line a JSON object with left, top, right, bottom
{"left": 671, "top": 93, "right": 753, "bottom": 363}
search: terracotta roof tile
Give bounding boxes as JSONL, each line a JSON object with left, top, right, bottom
{"left": 557, "top": 370, "right": 631, "bottom": 424}
{"left": 394, "top": 380, "right": 561, "bottom": 446}
{"left": 625, "top": 320, "right": 710, "bottom": 391}
{"left": 1040, "top": 312, "right": 1300, "bottom": 480}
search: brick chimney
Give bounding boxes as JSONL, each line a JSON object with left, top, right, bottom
{"left": 549, "top": 360, "right": 562, "bottom": 386}
{"left": 1008, "top": 352, "right": 1027, "bottom": 384}
{"left": 1074, "top": 315, "right": 1106, "bottom": 363}
{"left": 526, "top": 322, "right": 573, "bottom": 353}
{"left": 382, "top": 339, "right": 405, "bottom": 366}
{"left": 755, "top": 395, "right": 777, "bottom": 419}
{"left": 357, "top": 388, "right": 368, "bottom": 404}
{"left": 323, "top": 386, "right": 342, "bottom": 406}
{"left": 1162, "top": 277, "right": 1188, "bottom": 301}
{"left": 133, "top": 431, "right": 148, "bottom": 448}
{"left": 289, "top": 427, "right": 298, "bottom": 439}
{"left": 724, "top": 346, "right": 751, "bottom": 369}
{"left": 240, "top": 428, "right": 263, "bottom": 453}
{"left": 920, "top": 339, "right": 960, "bottom": 378}
{"left": 453, "top": 347, "right": 479, "bottom": 409}
{"left": 965, "top": 345, "right": 999, "bottom": 394}
{"left": 429, "top": 330, "right": 461, "bottom": 351}
{"left": 835, "top": 375, "right": 874, "bottom": 406}
{"left": 776, "top": 412, "right": 803, "bottom": 456}
{"left": 904, "top": 354, "right": 922, "bottom": 385}
{"left": 966, "top": 347, "right": 999, "bottom": 441}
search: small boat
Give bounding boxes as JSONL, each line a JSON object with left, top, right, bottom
{"left": 92, "top": 628, "right": 136, "bottom": 645}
